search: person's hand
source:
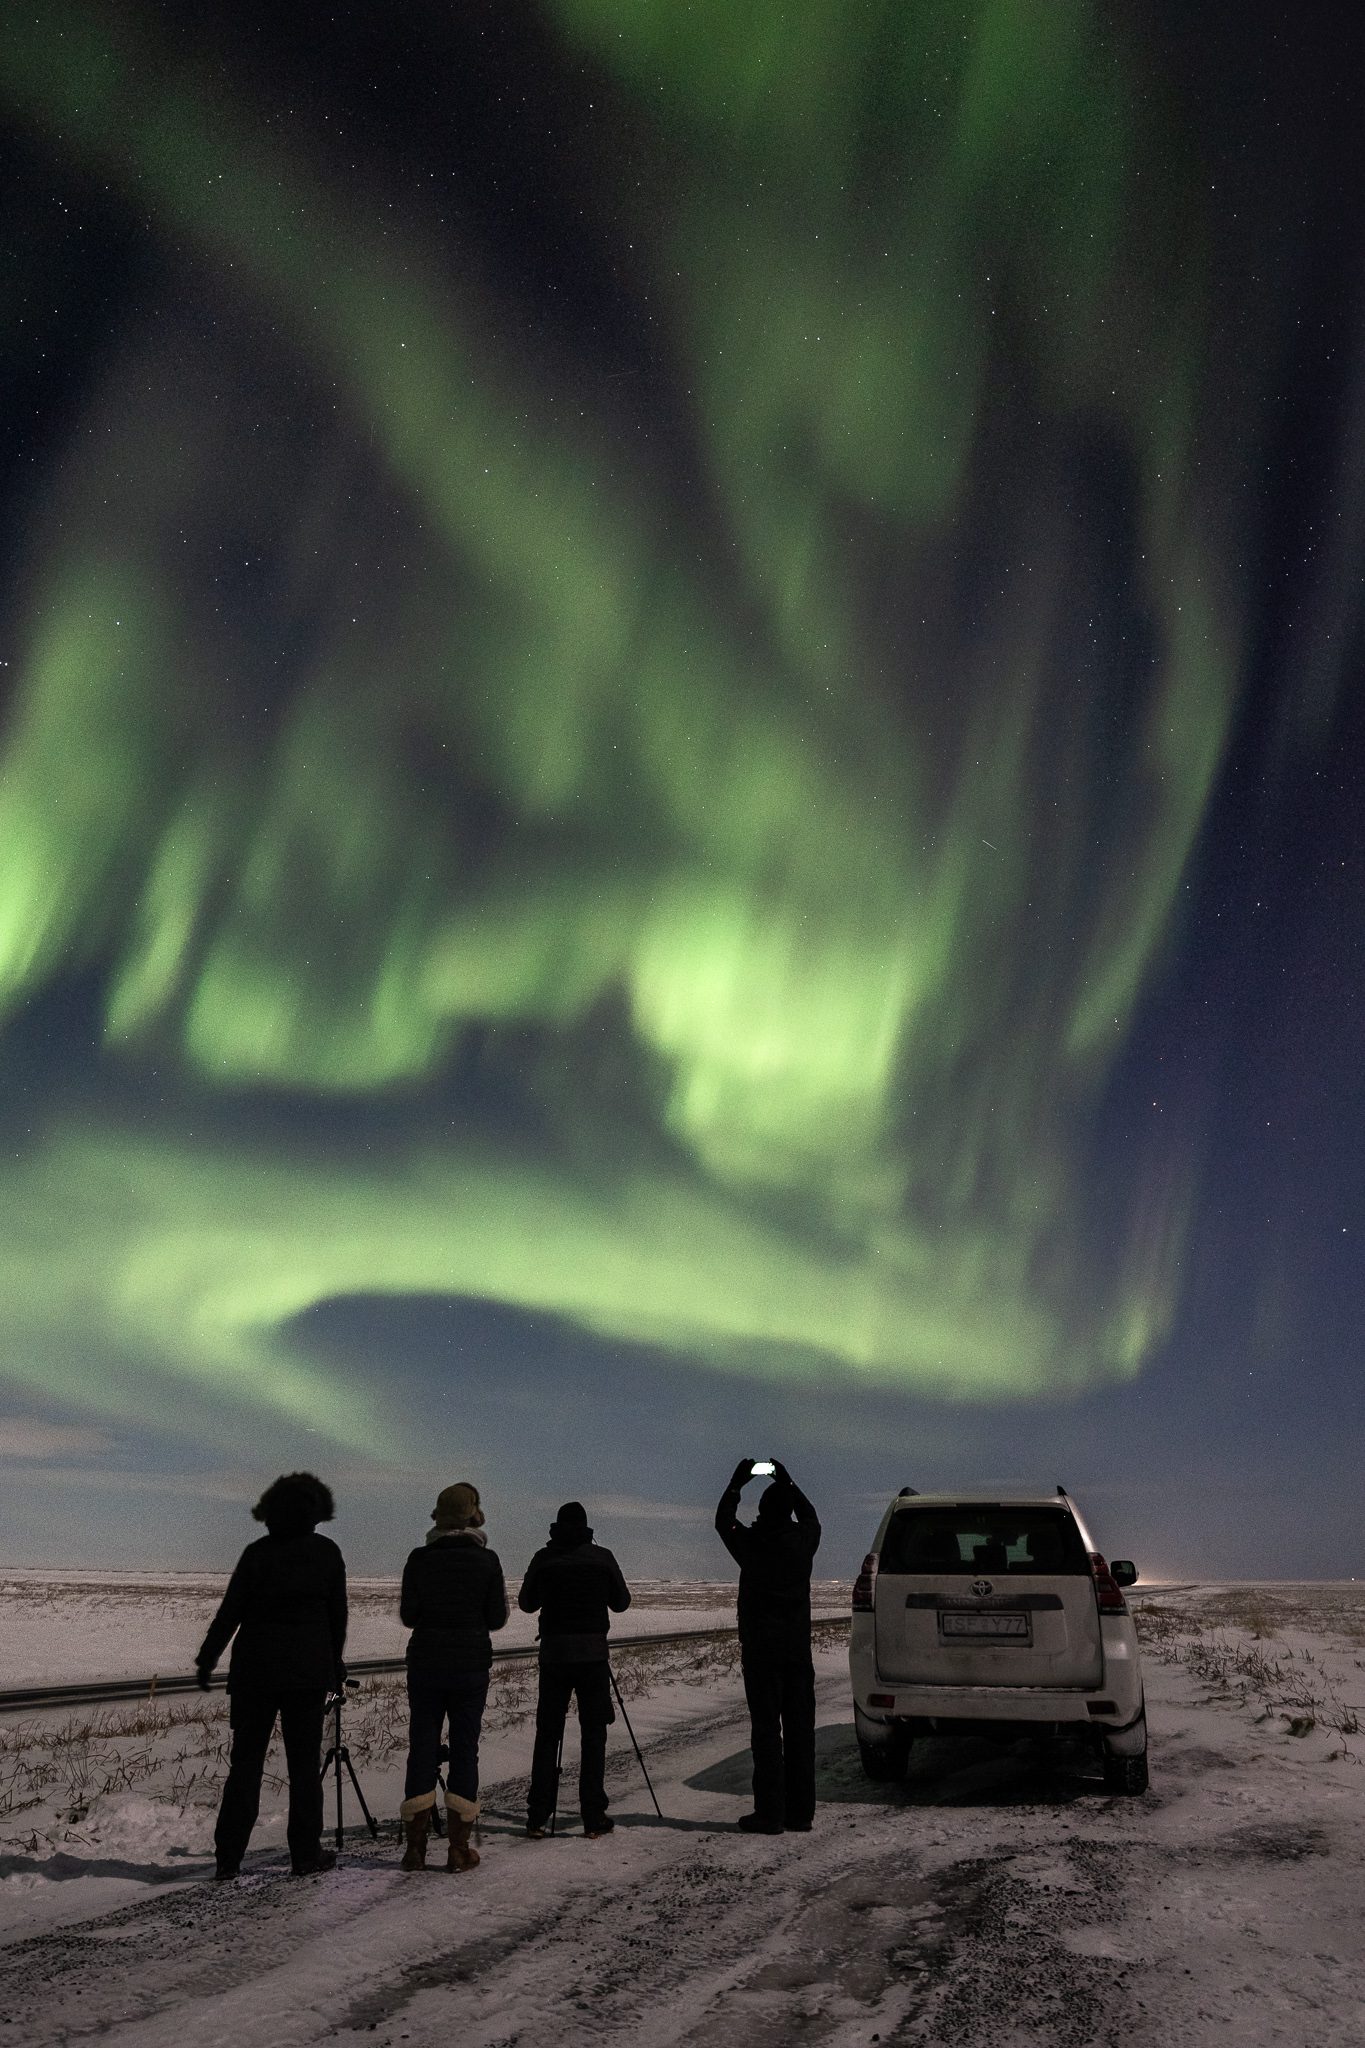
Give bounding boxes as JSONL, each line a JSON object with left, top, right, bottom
{"left": 195, "top": 1663, "right": 213, "bottom": 1692}
{"left": 772, "top": 1460, "right": 792, "bottom": 1485}
{"left": 728, "top": 1458, "right": 756, "bottom": 1490}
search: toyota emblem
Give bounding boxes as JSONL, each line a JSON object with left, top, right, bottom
{"left": 971, "top": 1578, "right": 994, "bottom": 1597}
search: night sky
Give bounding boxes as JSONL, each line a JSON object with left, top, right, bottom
{"left": 0, "top": 2, "right": 1360, "bottom": 1584}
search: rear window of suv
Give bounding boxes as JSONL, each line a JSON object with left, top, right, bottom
{"left": 879, "top": 1506, "right": 1089, "bottom": 1576}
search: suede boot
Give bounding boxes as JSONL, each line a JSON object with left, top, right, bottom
{"left": 446, "top": 1815, "right": 480, "bottom": 1872}
{"left": 401, "top": 1810, "right": 430, "bottom": 1871}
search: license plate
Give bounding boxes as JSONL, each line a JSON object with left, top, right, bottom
{"left": 940, "top": 1611, "right": 1030, "bottom": 1640}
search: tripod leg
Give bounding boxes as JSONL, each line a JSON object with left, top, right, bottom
{"left": 548, "top": 1726, "right": 564, "bottom": 1837}
{"left": 432, "top": 1735, "right": 449, "bottom": 1835}
{"left": 342, "top": 1750, "right": 381, "bottom": 1839}
{"left": 333, "top": 1744, "right": 345, "bottom": 1850}
{"left": 609, "top": 1666, "right": 663, "bottom": 1818}
{"left": 324, "top": 1698, "right": 345, "bottom": 1850}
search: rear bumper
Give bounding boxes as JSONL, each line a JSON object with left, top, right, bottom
{"left": 854, "top": 1684, "right": 1142, "bottom": 1730}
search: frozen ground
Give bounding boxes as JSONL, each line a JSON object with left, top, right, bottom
{"left": 1, "top": 1571, "right": 855, "bottom": 1685}
{"left": 1, "top": 1582, "right": 1364, "bottom": 2046}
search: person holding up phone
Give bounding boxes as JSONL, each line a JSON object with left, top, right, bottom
{"left": 714, "top": 1458, "right": 822, "bottom": 1835}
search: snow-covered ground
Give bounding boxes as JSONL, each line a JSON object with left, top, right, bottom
{"left": 1, "top": 1570, "right": 855, "bottom": 1685}
{"left": 2, "top": 1581, "right": 1364, "bottom": 2045}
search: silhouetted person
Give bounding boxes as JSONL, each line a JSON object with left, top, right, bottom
{"left": 196, "top": 1471, "right": 347, "bottom": 1879}
{"left": 520, "top": 1501, "right": 631, "bottom": 1838}
{"left": 398, "top": 1480, "right": 509, "bottom": 1873}
{"left": 715, "top": 1459, "right": 821, "bottom": 1834}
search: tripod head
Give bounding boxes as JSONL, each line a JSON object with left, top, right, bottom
{"left": 324, "top": 1676, "right": 360, "bottom": 1711}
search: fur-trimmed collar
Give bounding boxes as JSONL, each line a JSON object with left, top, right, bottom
{"left": 425, "top": 1526, "right": 488, "bottom": 1547}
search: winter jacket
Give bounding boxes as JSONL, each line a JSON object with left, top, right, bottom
{"left": 197, "top": 1530, "right": 348, "bottom": 1693}
{"left": 517, "top": 1527, "right": 631, "bottom": 1663}
{"left": 715, "top": 1482, "right": 821, "bottom": 1659}
{"left": 400, "top": 1531, "right": 510, "bottom": 1677}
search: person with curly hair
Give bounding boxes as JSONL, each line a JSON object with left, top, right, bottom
{"left": 196, "top": 1471, "right": 348, "bottom": 1879}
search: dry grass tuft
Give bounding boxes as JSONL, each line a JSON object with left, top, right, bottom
{"left": 0, "top": 1697, "right": 234, "bottom": 1837}
{"left": 1133, "top": 1600, "right": 1363, "bottom": 1755}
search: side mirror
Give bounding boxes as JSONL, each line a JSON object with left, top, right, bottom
{"left": 1110, "top": 1559, "right": 1138, "bottom": 1588}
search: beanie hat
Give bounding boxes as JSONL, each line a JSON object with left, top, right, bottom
{"left": 756, "top": 1479, "right": 796, "bottom": 1522}
{"left": 549, "top": 1499, "right": 592, "bottom": 1542}
{"left": 431, "top": 1481, "right": 485, "bottom": 1531}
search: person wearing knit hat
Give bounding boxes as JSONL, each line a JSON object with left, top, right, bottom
{"left": 518, "top": 1501, "right": 632, "bottom": 1839}
{"left": 397, "top": 1480, "right": 508, "bottom": 1873}
{"left": 431, "top": 1482, "right": 485, "bottom": 1532}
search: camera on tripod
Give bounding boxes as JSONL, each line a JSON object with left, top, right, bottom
{"left": 320, "top": 1675, "right": 380, "bottom": 1852}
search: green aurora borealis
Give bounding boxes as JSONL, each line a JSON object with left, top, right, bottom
{"left": 0, "top": 1, "right": 1333, "bottom": 1497}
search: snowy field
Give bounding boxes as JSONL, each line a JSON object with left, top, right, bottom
{"left": 1, "top": 1581, "right": 1364, "bottom": 2045}
{"left": 0, "top": 1570, "right": 854, "bottom": 1685}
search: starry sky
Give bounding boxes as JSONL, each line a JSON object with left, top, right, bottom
{"left": 0, "top": 1, "right": 1360, "bottom": 1584}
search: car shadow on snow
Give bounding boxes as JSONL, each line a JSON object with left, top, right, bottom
{"left": 687, "top": 1722, "right": 1108, "bottom": 1811}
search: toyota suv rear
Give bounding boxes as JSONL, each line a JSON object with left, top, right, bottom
{"left": 849, "top": 1489, "right": 1147, "bottom": 1794}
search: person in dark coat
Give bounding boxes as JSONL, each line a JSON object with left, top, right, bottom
{"left": 715, "top": 1458, "right": 821, "bottom": 1834}
{"left": 519, "top": 1501, "right": 631, "bottom": 1838}
{"left": 398, "top": 1480, "right": 509, "bottom": 1873}
{"left": 196, "top": 1471, "right": 347, "bottom": 1879}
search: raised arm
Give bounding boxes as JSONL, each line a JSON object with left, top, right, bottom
{"left": 775, "top": 1463, "right": 821, "bottom": 1559}
{"left": 715, "top": 1459, "right": 755, "bottom": 1565}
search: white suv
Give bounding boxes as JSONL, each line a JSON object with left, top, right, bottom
{"left": 849, "top": 1488, "right": 1148, "bottom": 1794}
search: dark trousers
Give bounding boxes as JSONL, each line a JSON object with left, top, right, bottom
{"left": 404, "top": 1668, "right": 491, "bottom": 1805}
{"left": 215, "top": 1687, "right": 326, "bottom": 1870}
{"left": 527, "top": 1660, "right": 613, "bottom": 1827}
{"left": 742, "top": 1651, "right": 816, "bottom": 1829}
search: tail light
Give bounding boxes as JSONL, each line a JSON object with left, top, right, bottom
{"left": 1088, "top": 1552, "right": 1128, "bottom": 1615}
{"left": 852, "top": 1552, "right": 878, "bottom": 1612}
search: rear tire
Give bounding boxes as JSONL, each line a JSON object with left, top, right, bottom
{"left": 1102, "top": 1751, "right": 1148, "bottom": 1796}
{"left": 857, "top": 1729, "right": 911, "bottom": 1782}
